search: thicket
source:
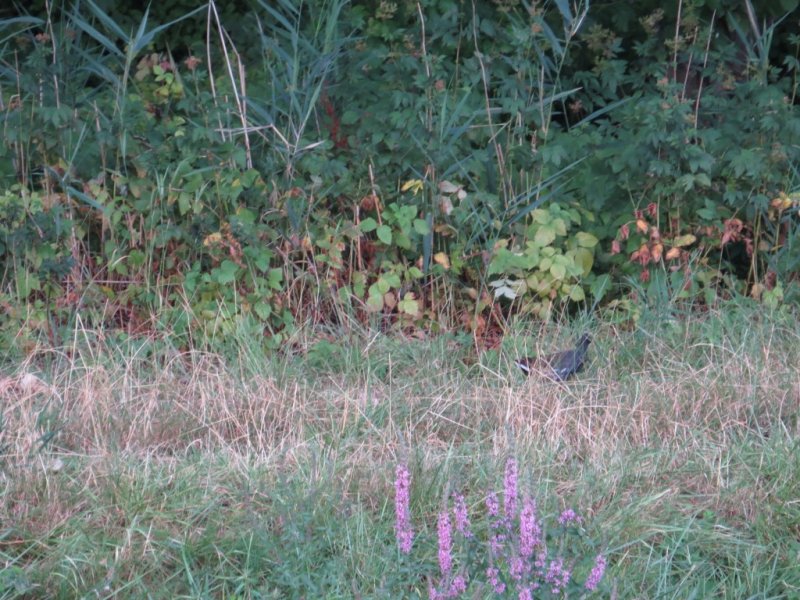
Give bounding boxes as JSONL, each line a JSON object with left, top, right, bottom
{"left": 1, "top": 0, "right": 799, "bottom": 354}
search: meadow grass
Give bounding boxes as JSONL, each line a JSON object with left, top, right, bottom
{"left": 1, "top": 304, "right": 799, "bottom": 598}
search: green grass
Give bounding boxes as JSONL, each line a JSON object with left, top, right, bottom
{"left": 1, "top": 304, "right": 800, "bottom": 598}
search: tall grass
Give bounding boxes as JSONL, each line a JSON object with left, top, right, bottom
{"left": 1, "top": 305, "right": 799, "bottom": 597}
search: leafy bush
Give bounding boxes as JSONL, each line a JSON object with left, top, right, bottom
{"left": 1, "top": 0, "right": 799, "bottom": 353}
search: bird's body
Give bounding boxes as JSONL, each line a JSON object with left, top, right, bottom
{"left": 515, "top": 333, "right": 591, "bottom": 381}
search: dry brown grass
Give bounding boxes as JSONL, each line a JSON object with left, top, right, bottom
{"left": 1, "top": 314, "right": 799, "bottom": 597}
{"left": 2, "top": 320, "right": 797, "bottom": 480}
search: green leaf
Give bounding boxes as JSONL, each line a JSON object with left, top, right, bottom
{"left": 532, "top": 209, "right": 551, "bottom": 225}
{"left": 590, "top": 273, "right": 612, "bottom": 301}
{"left": 568, "top": 286, "right": 586, "bottom": 302}
{"left": 253, "top": 251, "right": 271, "bottom": 273}
{"left": 395, "top": 232, "right": 411, "bottom": 249}
{"left": 575, "top": 232, "right": 599, "bottom": 248}
{"left": 695, "top": 173, "right": 712, "bottom": 187}
{"left": 15, "top": 270, "right": 41, "bottom": 298}
{"left": 398, "top": 295, "right": 420, "bottom": 316}
{"left": 550, "top": 262, "right": 566, "bottom": 280}
{"left": 341, "top": 110, "right": 360, "bottom": 125}
{"left": 534, "top": 226, "right": 556, "bottom": 246}
{"left": 539, "top": 256, "right": 553, "bottom": 272}
{"left": 376, "top": 224, "right": 392, "bottom": 245}
{"left": 574, "top": 248, "right": 594, "bottom": 276}
{"left": 129, "top": 250, "right": 146, "bottom": 267}
{"left": 253, "top": 301, "right": 272, "bottom": 320}
{"left": 268, "top": 268, "right": 283, "bottom": 289}
{"left": 383, "top": 272, "right": 402, "bottom": 288}
{"left": 366, "top": 292, "right": 384, "bottom": 311}
{"left": 178, "top": 192, "right": 191, "bottom": 216}
{"left": 215, "top": 260, "right": 239, "bottom": 285}
{"left": 360, "top": 217, "right": 378, "bottom": 232}
{"left": 413, "top": 218, "right": 430, "bottom": 235}
{"left": 235, "top": 207, "right": 257, "bottom": 224}
{"left": 352, "top": 272, "right": 366, "bottom": 297}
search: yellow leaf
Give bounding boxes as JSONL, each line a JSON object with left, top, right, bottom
{"left": 672, "top": 234, "right": 696, "bottom": 247}
{"left": 203, "top": 232, "right": 222, "bottom": 246}
{"left": 493, "top": 239, "right": 509, "bottom": 251}
{"left": 574, "top": 248, "right": 594, "bottom": 275}
{"left": 569, "top": 286, "right": 585, "bottom": 302}
{"left": 401, "top": 179, "right": 424, "bottom": 195}
{"left": 434, "top": 252, "right": 450, "bottom": 269}
{"left": 399, "top": 293, "right": 420, "bottom": 316}
{"left": 384, "top": 291, "right": 397, "bottom": 309}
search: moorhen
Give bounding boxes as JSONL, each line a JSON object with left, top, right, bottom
{"left": 515, "top": 333, "right": 591, "bottom": 381}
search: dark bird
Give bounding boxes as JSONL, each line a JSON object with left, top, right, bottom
{"left": 515, "top": 333, "right": 592, "bottom": 381}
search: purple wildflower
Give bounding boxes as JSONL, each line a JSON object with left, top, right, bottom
{"left": 558, "top": 508, "right": 583, "bottom": 526}
{"left": 489, "top": 534, "right": 504, "bottom": 554}
{"left": 519, "top": 497, "right": 541, "bottom": 559}
{"left": 486, "top": 491, "right": 500, "bottom": 517}
{"left": 509, "top": 555, "right": 526, "bottom": 581}
{"left": 584, "top": 554, "right": 607, "bottom": 591}
{"left": 544, "top": 557, "right": 571, "bottom": 595}
{"left": 394, "top": 464, "right": 413, "bottom": 554}
{"left": 486, "top": 491, "right": 505, "bottom": 554}
{"left": 518, "top": 588, "right": 533, "bottom": 600}
{"left": 437, "top": 509, "right": 453, "bottom": 575}
{"left": 486, "top": 567, "right": 505, "bottom": 594}
{"left": 449, "top": 575, "right": 467, "bottom": 595}
{"left": 503, "top": 458, "right": 518, "bottom": 519}
{"left": 453, "top": 493, "right": 472, "bottom": 538}
{"left": 431, "top": 572, "right": 468, "bottom": 600}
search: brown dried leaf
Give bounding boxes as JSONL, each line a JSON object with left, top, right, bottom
{"left": 651, "top": 243, "right": 663, "bottom": 261}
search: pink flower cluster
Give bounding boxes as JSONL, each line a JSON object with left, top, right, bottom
{"left": 453, "top": 493, "right": 472, "bottom": 538}
{"left": 519, "top": 498, "right": 542, "bottom": 559}
{"left": 503, "top": 458, "right": 518, "bottom": 518}
{"left": 557, "top": 508, "right": 583, "bottom": 526}
{"left": 585, "top": 553, "right": 607, "bottom": 591}
{"left": 544, "top": 557, "right": 572, "bottom": 595}
{"left": 429, "top": 501, "right": 469, "bottom": 599}
{"left": 394, "top": 459, "right": 608, "bottom": 597}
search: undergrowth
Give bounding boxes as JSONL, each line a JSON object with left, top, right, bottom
{"left": 1, "top": 1, "right": 799, "bottom": 355}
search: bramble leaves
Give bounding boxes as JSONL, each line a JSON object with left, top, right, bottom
{"left": 1, "top": 0, "right": 797, "bottom": 352}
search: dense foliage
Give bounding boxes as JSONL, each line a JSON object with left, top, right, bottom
{"left": 1, "top": 0, "right": 799, "bottom": 353}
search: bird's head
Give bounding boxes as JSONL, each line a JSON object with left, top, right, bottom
{"left": 577, "top": 333, "right": 592, "bottom": 351}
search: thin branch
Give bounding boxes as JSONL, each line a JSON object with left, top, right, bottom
{"left": 693, "top": 11, "right": 716, "bottom": 128}
{"left": 209, "top": 0, "right": 252, "bottom": 169}
{"left": 471, "top": 0, "right": 509, "bottom": 207}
